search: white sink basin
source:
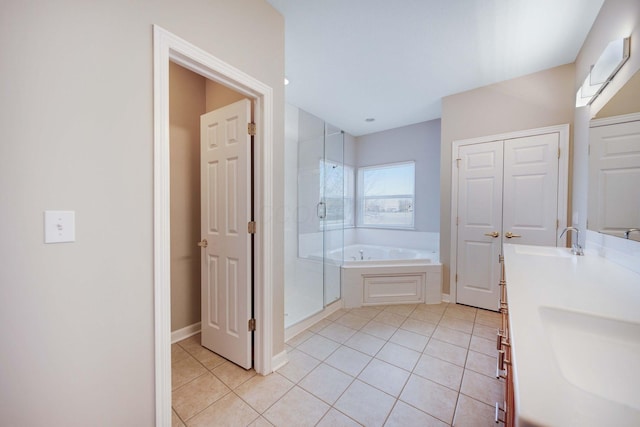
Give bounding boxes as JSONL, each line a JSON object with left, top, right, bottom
{"left": 514, "top": 245, "right": 573, "bottom": 258}
{"left": 539, "top": 306, "right": 640, "bottom": 410}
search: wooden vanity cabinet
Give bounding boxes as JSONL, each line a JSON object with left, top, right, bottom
{"left": 497, "top": 255, "right": 515, "bottom": 426}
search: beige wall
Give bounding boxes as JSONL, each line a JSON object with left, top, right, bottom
{"left": 440, "top": 64, "right": 575, "bottom": 295}
{"left": 0, "top": 1, "right": 284, "bottom": 425}
{"left": 595, "top": 70, "right": 640, "bottom": 118}
{"left": 206, "top": 80, "right": 247, "bottom": 111}
{"left": 169, "top": 62, "right": 205, "bottom": 332}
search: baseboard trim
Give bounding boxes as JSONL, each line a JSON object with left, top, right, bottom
{"left": 171, "top": 322, "right": 201, "bottom": 344}
{"left": 441, "top": 293, "right": 451, "bottom": 303}
{"left": 271, "top": 350, "right": 289, "bottom": 372}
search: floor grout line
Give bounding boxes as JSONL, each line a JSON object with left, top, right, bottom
{"left": 171, "top": 303, "right": 503, "bottom": 426}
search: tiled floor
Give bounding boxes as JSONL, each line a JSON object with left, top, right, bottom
{"left": 172, "top": 303, "right": 504, "bottom": 426}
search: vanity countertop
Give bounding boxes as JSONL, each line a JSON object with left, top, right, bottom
{"left": 503, "top": 244, "right": 640, "bottom": 427}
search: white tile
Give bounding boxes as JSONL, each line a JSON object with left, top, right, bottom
{"left": 286, "top": 330, "right": 314, "bottom": 347}
{"left": 318, "top": 323, "right": 358, "bottom": 344}
{"left": 335, "top": 380, "right": 396, "bottom": 427}
{"left": 264, "top": 386, "right": 330, "bottom": 427}
{"left": 385, "top": 401, "right": 448, "bottom": 427}
{"left": 234, "top": 373, "right": 294, "bottom": 413}
{"left": 424, "top": 338, "right": 469, "bottom": 367}
{"left": 453, "top": 393, "right": 497, "bottom": 427}
{"left": 375, "top": 341, "right": 420, "bottom": 371}
{"left": 358, "top": 358, "right": 410, "bottom": 397}
{"left": 400, "top": 318, "right": 437, "bottom": 337}
{"left": 373, "top": 310, "right": 407, "bottom": 327}
{"left": 465, "top": 350, "right": 497, "bottom": 378}
{"left": 400, "top": 375, "right": 458, "bottom": 424}
{"left": 187, "top": 392, "right": 259, "bottom": 427}
{"left": 316, "top": 408, "right": 361, "bottom": 427}
{"left": 297, "top": 334, "right": 340, "bottom": 360}
{"left": 432, "top": 325, "right": 471, "bottom": 348}
{"left": 276, "top": 349, "right": 320, "bottom": 383}
{"left": 389, "top": 328, "right": 429, "bottom": 352}
{"left": 325, "top": 346, "right": 372, "bottom": 377}
{"left": 172, "top": 372, "right": 230, "bottom": 421}
{"left": 469, "top": 335, "right": 497, "bottom": 357}
{"left": 344, "top": 331, "right": 386, "bottom": 356}
{"left": 299, "top": 363, "right": 354, "bottom": 405}
{"left": 460, "top": 369, "right": 504, "bottom": 407}
{"left": 413, "top": 353, "right": 464, "bottom": 391}
{"left": 336, "top": 313, "right": 370, "bottom": 330}
{"left": 361, "top": 320, "right": 398, "bottom": 340}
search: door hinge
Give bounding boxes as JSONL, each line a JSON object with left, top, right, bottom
{"left": 248, "top": 318, "right": 256, "bottom": 332}
{"left": 248, "top": 221, "right": 257, "bottom": 234}
{"left": 456, "top": 158, "right": 461, "bottom": 168}
{"left": 558, "top": 148, "right": 561, "bottom": 159}
{"left": 248, "top": 122, "right": 256, "bottom": 136}
{"left": 455, "top": 273, "right": 458, "bottom": 283}
{"left": 456, "top": 216, "right": 459, "bottom": 226}
{"left": 556, "top": 219, "right": 559, "bottom": 229}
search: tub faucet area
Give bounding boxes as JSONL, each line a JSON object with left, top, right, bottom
{"left": 559, "top": 227, "right": 584, "bottom": 255}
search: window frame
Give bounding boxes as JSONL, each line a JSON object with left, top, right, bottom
{"left": 357, "top": 161, "right": 416, "bottom": 229}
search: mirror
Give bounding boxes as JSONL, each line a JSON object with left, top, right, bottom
{"left": 587, "top": 69, "right": 640, "bottom": 241}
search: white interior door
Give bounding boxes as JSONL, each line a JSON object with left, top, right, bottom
{"left": 503, "top": 133, "right": 559, "bottom": 246}
{"left": 200, "top": 99, "right": 252, "bottom": 369}
{"left": 456, "top": 141, "right": 503, "bottom": 311}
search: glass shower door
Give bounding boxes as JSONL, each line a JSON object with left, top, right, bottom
{"left": 284, "top": 106, "right": 344, "bottom": 328}
{"left": 322, "top": 125, "right": 344, "bottom": 306}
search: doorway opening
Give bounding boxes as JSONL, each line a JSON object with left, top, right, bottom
{"left": 153, "top": 26, "right": 275, "bottom": 426}
{"left": 168, "top": 62, "right": 254, "bottom": 367}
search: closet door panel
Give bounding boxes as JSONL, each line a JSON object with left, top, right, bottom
{"left": 503, "top": 133, "right": 559, "bottom": 246}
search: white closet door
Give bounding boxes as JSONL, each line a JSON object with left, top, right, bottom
{"left": 456, "top": 141, "right": 504, "bottom": 311}
{"left": 502, "top": 133, "right": 560, "bottom": 246}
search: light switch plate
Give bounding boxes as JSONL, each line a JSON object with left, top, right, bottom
{"left": 44, "top": 210, "right": 75, "bottom": 243}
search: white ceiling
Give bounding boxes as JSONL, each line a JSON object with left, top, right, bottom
{"left": 267, "top": 0, "right": 605, "bottom": 136}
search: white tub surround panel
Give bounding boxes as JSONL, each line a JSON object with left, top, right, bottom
{"left": 503, "top": 244, "right": 640, "bottom": 427}
{"left": 342, "top": 263, "right": 442, "bottom": 308}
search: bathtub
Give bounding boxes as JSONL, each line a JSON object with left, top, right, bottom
{"left": 336, "top": 244, "right": 442, "bottom": 308}
{"left": 327, "top": 244, "right": 438, "bottom": 265}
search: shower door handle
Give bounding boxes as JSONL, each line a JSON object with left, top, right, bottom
{"left": 317, "top": 201, "right": 326, "bottom": 219}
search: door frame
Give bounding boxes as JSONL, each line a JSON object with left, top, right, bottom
{"left": 153, "top": 26, "right": 275, "bottom": 425}
{"left": 449, "top": 124, "right": 570, "bottom": 305}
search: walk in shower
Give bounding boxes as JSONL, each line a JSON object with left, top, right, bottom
{"left": 284, "top": 105, "right": 345, "bottom": 328}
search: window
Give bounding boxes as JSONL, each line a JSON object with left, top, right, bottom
{"left": 320, "top": 160, "right": 355, "bottom": 227}
{"left": 358, "top": 161, "right": 415, "bottom": 228}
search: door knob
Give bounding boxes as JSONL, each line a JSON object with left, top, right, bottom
{"left": 484, "top": 231, "right": 500, "bottom": 238}
{"left": 505, "top": 232, "right": 521, "bottom": 239}
{"left": 197, "top": 239, "right": 208, "bottom": 248}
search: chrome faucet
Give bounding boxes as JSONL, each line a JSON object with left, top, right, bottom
{"left": 624, "top": 228, "right": 640, "bottom": 239}
{"left": 359, "top": 249, "right": 364, "bottom": 260}
{"left": 559, "top": 226, "right": 584, "bottom": 255}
